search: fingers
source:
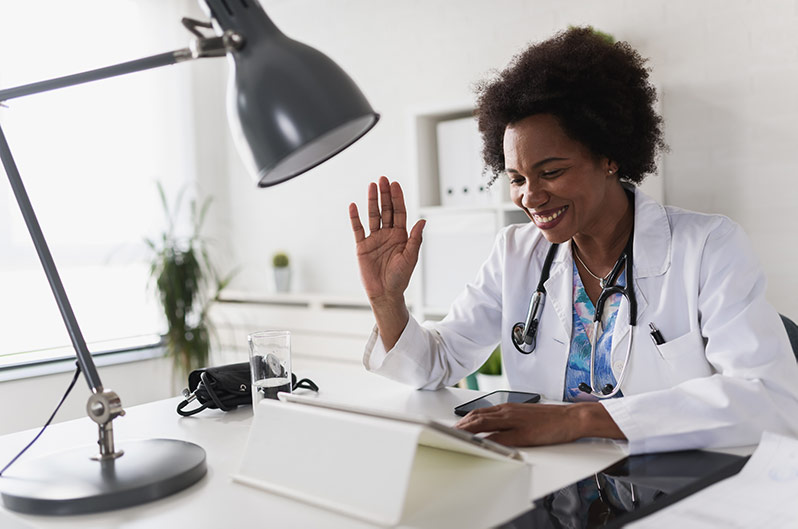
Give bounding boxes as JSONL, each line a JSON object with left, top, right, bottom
{"left": 367, "top": 181, "right": 380, "bottom": 232}
{"left": 455, "top": 406, "right": 512, "bottom": 434}
{"left": 360, "top": 177, "right": 417, "bottom": 236}
{"left": 391, "top": 181, "right": 407, "bottom": 230}
{"left": 405, "top": 219, "right": 426, "bottom": 263}
{"left": 379, "top": 176, "right": 393, "bottom": 229}
{"left": 349, "top": 203, "right": 365, "bottom": 243}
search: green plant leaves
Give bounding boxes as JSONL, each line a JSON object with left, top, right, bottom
{"left": 478, "top": 346, "right": 502, "bottom": 376}
{"left": 146, "top": 182, "right": 235, "bottom": 376}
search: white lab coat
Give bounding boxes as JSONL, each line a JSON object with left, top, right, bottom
{"left": 364, "top": 188, "right": 798, "bottom": 454}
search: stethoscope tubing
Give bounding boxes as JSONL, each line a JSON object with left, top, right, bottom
{"left": 512, "top": 241, "right": 559, "bottom": 355}
{"left": 511, "top": 191, "right": 637, "bottom": 398}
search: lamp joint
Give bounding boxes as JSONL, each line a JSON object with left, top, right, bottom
{"left": 86, "top": 389, "right": 126, "bottom": 460}
{"left": 181, "top": 17, "right": 244, "bottom": 60}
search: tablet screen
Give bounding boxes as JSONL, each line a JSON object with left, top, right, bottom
{"left": 455, "top": 390, "right": 541, "bottom": 416}
{"left": 495, "top": 450, "right": 747, "bottom": 528}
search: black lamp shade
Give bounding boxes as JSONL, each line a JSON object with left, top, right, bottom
{"left": 205, "top": 0, "right": 379, "bottom": 187}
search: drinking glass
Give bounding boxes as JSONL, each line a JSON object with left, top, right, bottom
{"left": 248, "top": 330, "right": 291, "bottom": 412}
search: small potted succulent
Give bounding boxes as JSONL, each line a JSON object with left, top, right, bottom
{"left": 272, "top": 251, "right": 291, "bottom": 293}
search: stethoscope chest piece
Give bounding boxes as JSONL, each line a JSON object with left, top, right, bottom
{"left": 512, "top": 321, "right": 537, "bottom": 354}
{"left": 510, "top": 243, "right": 559, "bottom": 355}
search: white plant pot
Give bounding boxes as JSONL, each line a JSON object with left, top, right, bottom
{"left": 274, "top": 267, "right": 291, "bottom": 293}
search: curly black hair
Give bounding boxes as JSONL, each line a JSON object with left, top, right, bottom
{"left": 475, "top": 27, "right": 666, "bottom": 185}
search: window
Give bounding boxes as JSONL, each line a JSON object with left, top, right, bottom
{"left": 0, "top": 1, "right": 198, "bottom": 366}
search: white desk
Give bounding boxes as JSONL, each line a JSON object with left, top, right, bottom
{"left": 0, "top": 364, "right": 631, "bottom": 529}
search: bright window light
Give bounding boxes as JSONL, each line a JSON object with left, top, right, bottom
{"left": 0, "top": 0, "right": 197, "bottom": 364}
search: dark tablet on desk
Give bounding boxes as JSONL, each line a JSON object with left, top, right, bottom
{"left": 454, "top": 390, "right": 541, "bottom": 417}
{"left": 495, "top": 449, "right": 748, "bottom": 528}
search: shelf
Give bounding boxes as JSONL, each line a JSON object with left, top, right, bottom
{"left": 418, "top": 201, "right": 527, "bottom": 217}
{"left": 420, "top": 204, "right": 500, "bottom": 216}
{"left": 217, "top": 291, "right": 372, "bottom": 311}
{"left": 408, "top": 104, "right": 533, "bottom": 321}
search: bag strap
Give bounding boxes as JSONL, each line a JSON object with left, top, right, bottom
{"left": 176, "top": 398, "right": 210, "bottom": 417}
{"left": 177, "top": 372, "right": 320, "bottom": 417}
{"left": 201, "top": 371, "right": 243, "bottom": 412}
{"left": 293, "top": 377, "right": 319, "bottom": 392}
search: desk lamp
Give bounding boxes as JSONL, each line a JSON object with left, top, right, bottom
{"left": 0, "top": 0, "right": 378, "bottom": 515}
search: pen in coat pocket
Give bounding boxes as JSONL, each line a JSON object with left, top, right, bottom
{"left": 649, "top": 322, "right": 666, "bottom": 345}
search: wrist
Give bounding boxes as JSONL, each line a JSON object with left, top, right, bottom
{"left": 369, "top": 296, "right": 409, "bottom": 351}
{"left": 568, "top": 402, "right": 626, "bottom": 441}
{"left": 369, "top": 294, "right": 407, "bottom": 316}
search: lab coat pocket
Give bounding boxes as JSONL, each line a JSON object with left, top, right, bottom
{"left": 654, "top": 328, "right": 713, "bottom": 383}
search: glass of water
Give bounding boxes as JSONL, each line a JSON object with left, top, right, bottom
{"left": 248, "top": 330, "right": 292, "bottom": 412}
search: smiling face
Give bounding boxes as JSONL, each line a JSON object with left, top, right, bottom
{"left": 504, "top": 114, "right": 627, "bottom": 245}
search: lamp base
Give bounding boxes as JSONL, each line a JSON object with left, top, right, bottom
{"left": 0, "top": 438, "right": 206, "bottom": 515}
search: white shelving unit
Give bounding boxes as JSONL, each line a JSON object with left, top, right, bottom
{"left": 406, "top": 90, "right": 665, "bottom": 324}
{"left": 208, "top": 291, "right": 375, "bottom": 370}
{"left": 408, "top": 105, "right": 528, "bottom": 322}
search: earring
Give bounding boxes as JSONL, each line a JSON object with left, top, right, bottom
{"left": 608, "top": 169, "right": 614, "bottom": 174}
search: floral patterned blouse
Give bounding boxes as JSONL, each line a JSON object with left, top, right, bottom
{"left": 563, "top": 261, "right": 625, "bottom": 402}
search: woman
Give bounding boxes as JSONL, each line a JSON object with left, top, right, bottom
{"left": 348, "top": 28, "right": 798, "bottom": 453}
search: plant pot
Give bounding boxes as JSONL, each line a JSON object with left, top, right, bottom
{"left": 274, "top": 267, "right": 291, "bottom": 293}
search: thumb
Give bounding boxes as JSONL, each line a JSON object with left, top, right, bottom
{"left": 405, "top": 219, "right": 426, "bottom": 263}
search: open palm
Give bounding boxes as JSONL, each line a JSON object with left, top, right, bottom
{"left": 349, "top": 177, "right": 425, "bottom": 304}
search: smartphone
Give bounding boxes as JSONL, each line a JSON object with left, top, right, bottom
{"left": 454, "top": 390, "right": 541, "bottom": 417}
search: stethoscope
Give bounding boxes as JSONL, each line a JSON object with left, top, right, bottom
{"left": 511, "top": 197, "right": 638, "bottom": 399}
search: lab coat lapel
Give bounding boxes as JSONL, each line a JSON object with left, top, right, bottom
{"left": 610, "top": 280, "right": 647, "bottom": 364}
{"left": 610, "top": 188, "right": 670, "bottom": 368}
{"left": 543, "top": 244, "right": 573, "bottom": 348}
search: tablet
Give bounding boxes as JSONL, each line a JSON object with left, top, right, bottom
{"left": 455, "top": 390, "right": 541, "bottom": 417}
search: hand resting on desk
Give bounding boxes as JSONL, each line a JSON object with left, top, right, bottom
{"left": 454, "top": 402, "right": 626, "bottom": 446}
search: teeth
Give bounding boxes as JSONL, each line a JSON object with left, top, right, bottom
{"left": 533, "top": 206, "right": 567, "bottom": 224}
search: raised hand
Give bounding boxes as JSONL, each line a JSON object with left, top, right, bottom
{"left": 349, "top": 177, "right": 425, "bottom": 348}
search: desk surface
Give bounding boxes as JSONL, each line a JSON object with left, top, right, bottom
{"left": 0, "top": 364, "right": 651, "bottom": 528}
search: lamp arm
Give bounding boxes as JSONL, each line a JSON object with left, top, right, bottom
{"left": 0, "top": 28, "right": 239, "bottom": 459}
{"left": 0, "top": 123, "right": 106, "bottom": 392}
{"left": 0, "top": 51, "right": 187, "bottom": 103}
{"left": 0, "top": 44, "right": 210, "bottom": 391}
{"left": 0, "top": 27, "right": 243, "bottom": 104}
{"left": 0, "top": 119, "right": 125, "bottom": 458}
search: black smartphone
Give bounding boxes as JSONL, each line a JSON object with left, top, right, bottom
{"left": 454, "top": 390, "right": 541, "bottom": 417}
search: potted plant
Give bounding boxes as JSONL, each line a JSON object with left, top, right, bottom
{"left": 145, "top": 183, "right": 234, "bottom": 377}
{"left": 272, "top": 251, "right": 291, "bottom": 293}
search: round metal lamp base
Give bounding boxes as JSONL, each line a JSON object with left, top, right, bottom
{"left": 0, "top": 439, "right": 206, "bottom": 515}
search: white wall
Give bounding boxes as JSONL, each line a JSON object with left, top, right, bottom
{"left": 0, "top": 357, "right": 174, "bottom": 435}
{"left": 200, "top": 0, "right": 798, "bottom": 318}
{"left": 2, "top": 0, "right": 796, "bottom": 435}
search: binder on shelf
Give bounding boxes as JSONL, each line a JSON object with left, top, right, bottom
{"left": 436, "top": 117, "right": 495, "bottom": 207}
{"left": 233, "top": 395, "right": 532, "bottom": 527}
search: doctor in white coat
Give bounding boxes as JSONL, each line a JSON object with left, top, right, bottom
{"left": 348, "top": 28, "right": 798, "bottom": 454}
